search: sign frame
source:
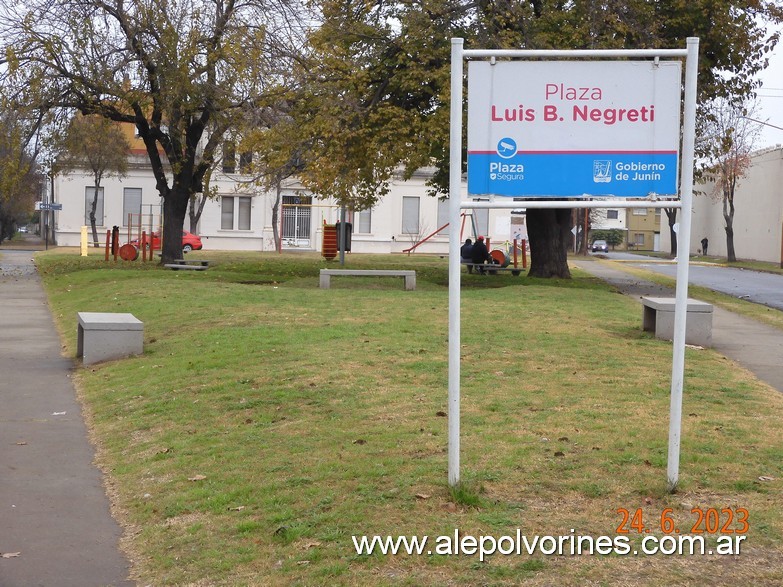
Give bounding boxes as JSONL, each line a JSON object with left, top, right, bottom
{"left": 447, "top": 39, "right": 700, "bottom": 492}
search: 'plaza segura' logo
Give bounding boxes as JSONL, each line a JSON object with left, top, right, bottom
{"left": 593, "top": 160, "right": 612, "bottom": 183}
{"left": 489, "top": 139, "right": 525, "bottom": 182}
{"left": 497, "top": 137, "right": 517, "bottom": 159}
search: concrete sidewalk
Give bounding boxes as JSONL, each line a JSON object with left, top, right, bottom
{"left": 0, "top": 247, "right": 133, "bottom": 587}
{"left": 571, "top": 258, "right": 783, "bottom": 393}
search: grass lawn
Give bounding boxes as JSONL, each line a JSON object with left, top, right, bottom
{"left": 37, "top": 250, "right": 783, "bottom": 586}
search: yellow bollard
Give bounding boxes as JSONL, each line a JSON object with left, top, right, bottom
{"left": 80, "top": 226, "right": 89, "bottom": 256}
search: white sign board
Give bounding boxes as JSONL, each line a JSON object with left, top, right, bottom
{"left": 467, "top": 61, "right": 682, "bottom": 197}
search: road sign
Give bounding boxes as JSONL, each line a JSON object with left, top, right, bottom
{"left": 37, "top": 202, "right": 63, "bottom": 211}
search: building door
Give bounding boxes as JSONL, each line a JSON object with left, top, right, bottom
{"left": 282, "top": 195, "right": 312, "bottom": 248}
{"left": 653, "top": 232, "right": 660, "bottom": 252}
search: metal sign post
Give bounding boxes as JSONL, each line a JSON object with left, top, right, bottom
{"left": 448, "top": 38, "right": 699, "bottom": 491}
{"left": 667, "top": 37, "right": 700, "bottom": 491}
{"left": 447, "top": 38, "right": 464, "bottom": 487}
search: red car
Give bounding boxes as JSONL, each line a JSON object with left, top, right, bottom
{"left": 129, "top": 231, "right": 203, "bottom": 253}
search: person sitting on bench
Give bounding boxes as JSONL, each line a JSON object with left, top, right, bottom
{"left": 461, "top": 238, "right": 474, "bottom": 273}
{"left": 471, "top": 236, "right": 492, "bottom": 274}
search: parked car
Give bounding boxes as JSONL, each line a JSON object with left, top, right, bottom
{"left": 591, "top": 239, "right": 609, "bottom": 253}
{"left": 129, "top": 231, "right": 203, "bottom": 253}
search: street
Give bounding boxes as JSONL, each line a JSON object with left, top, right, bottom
{"left": 601, "top": 252, "right": 783, "bottom": 311}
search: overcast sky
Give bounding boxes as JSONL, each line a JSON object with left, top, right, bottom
{"left": 756, "top": 27, "right": 783, "bottom": 149}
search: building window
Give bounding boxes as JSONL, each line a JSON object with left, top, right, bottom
{"left": 437, "top": 198, "right": 449, "bottom": 229}
{"left": 84, "top": 187, "right": 104, "bottom": 226}
{"left": 122, "top": 188, "right": 142, "bottom": 226}
{"left": 402, "top": 196, "right": 420, "bottom": 234}
{"left": 222, "top": 142, "right": 236, "bottom": 174}
{"left": 634, "top": 233, "right": 645, "bottom": 245}
{"left": 221, "top": 196, "right": 252, "bottom": 230}
{"left": 607, "top": 209, "right": 619, "bottom": 220}
{"left": 221, "top": 197, "right": 234, "bottom": 229}
{"left": 355, "top": 209, "right": 372, "bottom": 233}
{"left": 632, "top": 207, "right": 648, "bottom": 215}
{"left": 238, "top": 197, "right": 251, "bottom": 230}
{"left": 472, "top": 198, "right": 490, "bottom": 236}
{"left": 239, "top": 151, "right": 253, "bottom": 174}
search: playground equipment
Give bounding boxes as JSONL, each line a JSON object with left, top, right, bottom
{"left": 279, "top": 200, "right": 339, "bottom": 253}
{"left": 494, "top": 238, "right": 528, "bottom": 270}
{"left": 104, "top": 211, "right": 162, "bottom": 262}
{"left": 402, "top": 212, "right": 478, "bottom": 254}
{"left": 322, "top": 222, "right": 338, "bottom": 260}
{"left": 101, "top": 211, "right": 162, "bottom": 263}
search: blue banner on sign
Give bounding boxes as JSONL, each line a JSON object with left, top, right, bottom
{"left": 467, "top": 152, "right": 678, "bottom": 197}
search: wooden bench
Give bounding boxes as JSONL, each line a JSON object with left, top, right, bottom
{"left": 641, "top": 297, "right": 713, "bottom": 347}
{"left": 77, "top": 312, "right": 144, "bottom": 365}
{"left": 171, "top": 259, "right": 209, "bottom": 266}
{"left": 462, "top": 262, "right": 523, "bottom": 276}
{"left": 319, "top": 269, "right": 416, "bottom": 290}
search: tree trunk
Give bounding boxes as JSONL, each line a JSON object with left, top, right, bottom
{"left": 580, "top": 209, "right": 590, "bottom": 255}
{"left": 725, "top": 225, "right": 736, "bottom": 262}
{"left": 161, "top": 187, "right": 189, "bottom": 263}
{"left": 527, "top": 208, "right": 572, "bottom": 278}
{"left": 723, "top": 194, "right": 736, "bottom": 262}
{"left": 271, "top": 181, "right": 282, "bottom": 252}
{"left": 89, "top": 194, "right": 99, "bottom": 248}
{"left": 665, "top": 208, "right": 677, "bottom": 258}
{"left": 189, "top": 193, "right": 208, "bottom": 234}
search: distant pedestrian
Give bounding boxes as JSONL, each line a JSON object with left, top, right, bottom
{"left": 701, "top": 237, "right": 709, "bottom": 256}
{"left": 471, "top": 235, "right": 491, "bottom": 273}
{"left": 461, "top": 238, "right": 474, "bottom": 273}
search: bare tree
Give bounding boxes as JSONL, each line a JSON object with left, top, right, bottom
{"left": 56, "top": 115, "right": 129, "bottom": 246}
{"left": 699, "top": 98, "right": 761, "bottom": 262}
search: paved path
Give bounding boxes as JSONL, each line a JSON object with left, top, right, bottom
{"left": 0, "top": 247, "right": 133, "bottom": 587}
{"left": 572, "top": 258, "right": 783, "bottom": 393}
{"left": 620, "top": 257, "right": 783, "bottom": 311}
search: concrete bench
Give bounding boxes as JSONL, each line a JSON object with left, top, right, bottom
{"left": 319, "top": 269, "right": 416, "bottom": 290}
{"left": 77, "top": 312, "right": 144, "bottom": 365}
{"left": 641, "top": 297, "right": 713, "bottom": 347}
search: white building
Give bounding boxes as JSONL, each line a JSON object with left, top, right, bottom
{"left": 658, "top": 146, "right": 783, "bottom": 262}
{"left": 51, "top": 152, "right": 529, "bottom": 256}
{"left": 591, "top": 205, "right": 627, "bottom": 233}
